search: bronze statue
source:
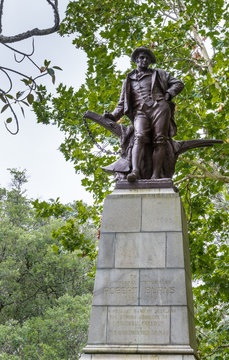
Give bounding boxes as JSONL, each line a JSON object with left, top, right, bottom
{"left": 104, "top": 46, "right": 184, "bottom": 181}
{"left": 83, "top": 46, "right": 222, "bottom": 187}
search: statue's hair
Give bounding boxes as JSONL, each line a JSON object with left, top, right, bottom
{"left": 131, "top": 46, "right": 156, "bottom": 64}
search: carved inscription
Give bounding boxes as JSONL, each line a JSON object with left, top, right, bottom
{"left": 143, "top": 280, "right": 176, "bottom": 297}
{"left": 140, "top": 270, "right": 186, "bottom": 305}
{"left": 92, "top": 270, "right": 138, "bottom": 305}
{"left": 104, "top": 274, "right": 137, "bottom": 296}
{"left": 108, "top": 307, "right": 170, "bottom": 344}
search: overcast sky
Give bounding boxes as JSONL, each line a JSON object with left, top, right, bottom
{"left": 0, "top": 0, "right": 93, "bottom": 203}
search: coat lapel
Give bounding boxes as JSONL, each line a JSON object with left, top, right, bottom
{"left": 124, "top": 75, "right": 132, "bottom": 119}
{"left": 151, "top": 70, "right": 157, "bottom": 92}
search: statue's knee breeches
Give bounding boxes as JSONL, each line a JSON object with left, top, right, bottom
{"left": 134, "top": 133, "right": 151, "bottom": 145}
{"left": 133, "top": 114, "right": 151, "bottom": 145}
{"left": 153, "top": 134, "right": 168, "bottom": 147}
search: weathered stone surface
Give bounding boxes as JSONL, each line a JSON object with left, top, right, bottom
{"left": 80, "top": 355, "right": 92, "bottom": 360}
{"left": 83, "top": 345, "right": 197, "bottom": 358}
{"left": 183, "top": 233, "right": 192, "bottom": 280}
{"left": 140, "top": 269, "right": 187, "bottom": 305}
{"left": 107, "top": 307, "right": 170, "bottom": 344}
{"left": 185, "top": 274, "right": 194, "bottom": 313}
{"left": 166, "top": 232, "right": 184, "bottom": 268}
{"left": 187, "top": 308, "right": 197, "bottom": 351}
{"left": 84, "top": 345, "right": 196, "bottom": 355}
{"left": 82, "top": 189, "right": 197, "bottom": 360}
{"left": 88, "top": 306, "right": 107, "bottom": 344}
{"left": 97, "top": 233, "right": 115, "bottom": 268}
{"left": 171, "top": 307, "right": 189, "bottom": 344}
{"left": 101, "top": 195, "right": 141, "bottom": 232}
{"left": 112, "top": 188, "right": 176, "bottom": 196}
{"left": 142, "top": 195, "right": 182, "bottom": 232}
{"left": 115, "top": 232, "right": 166, "bottom": 268}
{"left": 90, "top": 355, "right": 183, "bottom": 360}
{"left": 92, "top": 269, "right": 138, "bottom": 305}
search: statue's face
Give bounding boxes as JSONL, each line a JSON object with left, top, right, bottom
{"left": 136, "top": 52, "right": 151, "bottom": 70}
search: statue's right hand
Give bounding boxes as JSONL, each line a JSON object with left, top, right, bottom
{"left": 103, "top": 111, "right": 116, "bottom": 121}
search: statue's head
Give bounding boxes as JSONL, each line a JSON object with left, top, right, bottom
{"left": 131, "top": 46, "right": 156, "bottom": 65}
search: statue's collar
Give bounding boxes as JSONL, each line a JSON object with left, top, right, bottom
{"left": 128, "top": 68, "right": 154, "bottom": 79}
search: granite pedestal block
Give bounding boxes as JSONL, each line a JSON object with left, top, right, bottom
{"left": 82, "top": 188, "right": 198, "bottom": 360}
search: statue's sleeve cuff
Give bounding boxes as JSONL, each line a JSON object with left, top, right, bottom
{"left": 165, "top": 91, "right": 172, "bottom": 100}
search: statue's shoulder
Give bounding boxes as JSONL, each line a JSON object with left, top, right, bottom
{"left": 154, "top": 68, "right": 167, "bottom": 75}
{"left": 126, "top": 69, "right": 137, "bottom": 78}
{"left": 154, "top": 68, "right": 171, "bottom": 82}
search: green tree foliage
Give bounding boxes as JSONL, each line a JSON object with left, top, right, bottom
{"left": 0, "top": 168, "right": 31, "bottom": 227}
{"left": 0, "top": 294, "right": 92, "bottom": 360}
{"left": 32, "top": 1, "right": 229, "bottom": 358}
{"left": 0, "top": 169, "right": 95, "bottom": 358}
{"left": 32, "top": 197, "right": 99, "bottom": 259}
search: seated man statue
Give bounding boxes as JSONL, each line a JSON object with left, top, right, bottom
{"left": 105, "top": 46, "right": 184, "bottom": 182}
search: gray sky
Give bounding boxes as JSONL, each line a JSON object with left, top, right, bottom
{"left": 0, "top": 0, "right": 93, "bottom": 203}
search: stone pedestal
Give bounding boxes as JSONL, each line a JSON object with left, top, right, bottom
{"left": 82, "top": 188, "right": 198, "bottom": 360}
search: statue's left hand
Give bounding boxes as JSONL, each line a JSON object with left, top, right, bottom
{"left": 103, "top": 111, "right": 116, "bottom": 121}
{"left": 164, "top": 92, "right": 171, "bottom": 101}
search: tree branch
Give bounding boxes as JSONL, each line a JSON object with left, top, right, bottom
{"left": 190, "top": 25, "right": 220, "bottom": 89}
{"left": 0, "top": 0, "right": 60, "bottom": 43}
{"left": 3, "top": 40, "right": 35, "bottom": 58}
{"left": 0, "top": 67, "right": 12, "bottom": 92}
{"left": 0, "top": 1, "right": 61, "bottom": 135}
{"left": 151, "top": 0, "right": 178, "bottom": 21}
{"left": 202, "top": 344, "right": 229, "bottom": 359}
{"left": 176, "top": 0, "right": 186, "bottom": 13}
{"left": 162, "top": 43, "right": 184, "bottom": 65}
{"left": 174, "top": 158, "right": 229, "bottom": 185}
{"left": 4, "top": 99, "right": 19, "bottom": 135}
{"left": 0, "top": 0, "right": 4, "bottom": 33}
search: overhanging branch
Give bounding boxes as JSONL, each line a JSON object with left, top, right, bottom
{"left": 0, "top": 0, "right": 61, "bottom": 134}
{"left": 174, "top": 158, "right": 229, "bottom": 185}
{"left": 0, "top": 0, "right": 4, "bottom": 33}
{"left": 0, "top": 0, "right": 60, "bottom": 43}
{"left": 202, "top": 344, "right": 229, "bottom": 359}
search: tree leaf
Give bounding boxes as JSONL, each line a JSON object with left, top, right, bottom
{"left": 53, "top": 66, "right": 63, "bottom": 71}
{"left": 1, "top": 104, "right": 9, "bottom": 113}
{"left": 37, "top": 92, "right": 43, "bottom": 102}
{"left": 16, "top": 91, "right": 25, "bottom": 99}
{"left": 27, "top": 94, "right": 34, "bottom": 105}
{"left": 20, "top": 106, "right": 25, "bottom": 118}
{"left": 21, "top": 78, "right": 32, "bottom": 86}
{"left": 21, "top": 100, "right": 29, "bottom": 107}
{"left": 6, "top": 94, "right": 13, "bottom": 99}
{"left": 47, "top": 68, "right": 55, "bottom": 76}
{"left": 0, "top": 94, "right": 6, "bottom": 103}
{"left": 44, "top": 59, "right": 51, "bottom": 67}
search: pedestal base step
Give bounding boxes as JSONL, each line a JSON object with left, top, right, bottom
{"left": 84, "top": 345, "right": 196, "bottom": 355}
{"left": 81, "top": 345, "right": 198, "bottom": 359}
{"left": 81, "top": 354, "right": 197, "bottom": 360}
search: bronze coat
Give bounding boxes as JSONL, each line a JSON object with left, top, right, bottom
{"left": 112, "top": 68, "right": 184, "bottom": 138}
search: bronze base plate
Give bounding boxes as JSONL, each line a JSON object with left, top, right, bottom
{"left": 115, "top": 178, "right": 178, "bottom": 191}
